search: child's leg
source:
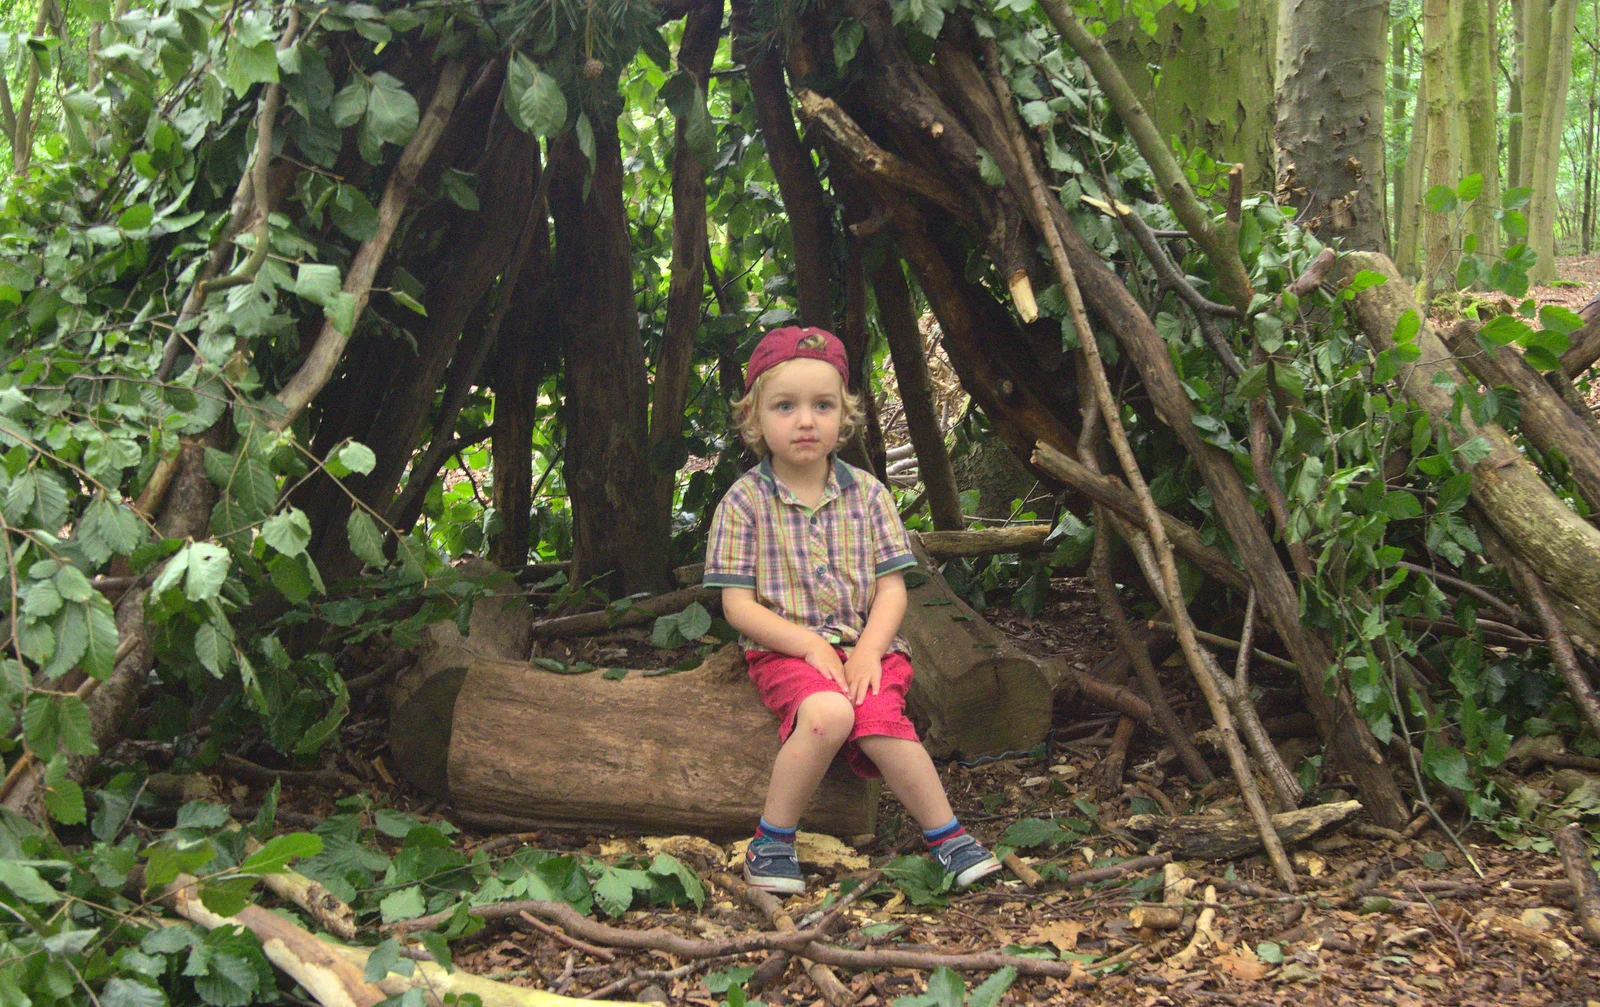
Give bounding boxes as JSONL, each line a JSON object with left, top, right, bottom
{"left": 854, "top": 735, "right": 953, "bottom": 830}
{"left": 761, "top": 691, "right": 856, "bottom": 827}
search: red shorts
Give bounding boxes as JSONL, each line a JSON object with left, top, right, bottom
{"left": 745, "top": 648, "right": 921, "bottom": 778}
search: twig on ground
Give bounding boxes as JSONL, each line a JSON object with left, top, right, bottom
{"left": 1553, "top": 824, "right": 1600, "bottom": 946}
{"left": 519, "top": 911, "right": 617, "bottom": 962}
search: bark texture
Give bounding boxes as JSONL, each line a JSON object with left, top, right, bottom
{"left": 1273, "top": 0, "right": 1390, "bottom": 252}
{"left": 549, "top": 110, "right": 670, "bottom": 595}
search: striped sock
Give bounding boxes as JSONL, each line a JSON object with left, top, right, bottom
{"left": 923, "top": 818, "right": 965, "bottom": 848}
{"left": 755, "top": 818, "right": 798, "bottom": 844}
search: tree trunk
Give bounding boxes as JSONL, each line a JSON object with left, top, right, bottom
{"left": 1585, "top": 4, "right": 1597, "bottom": 255}
{"left": 1102, "top": 0, "right": 1279, "bottom": 190}
{"left": 1442, "top": 321, "right": 1600, "bottom": 513}
{"left": 650, "top": 1, "right": 722, "bottom": 519}
{"left": 1389, "top": 17, "right": 1410, "bottom": 244}
{"left": 1339, "top": 251, "right": 1600, "bottom": 630}
{"left": 736, "top": 3, "right": 836, "bottom": 328}
{"left": 1273, "top": 0, "right": 1390, "bottom": 252}
{"left": 1527, "top": 0, "right": 1579, "bottom": 285}
{"left": 1508, "top": 0, "right": 1526, "bottom": 189}
{"left": 1459, "top": 0, "right": 1501, "bottom": 261}
{"left": 549, "top": 111, "right": 670, "bottom": 596}
{"left": 1422, "top": 0, "right": 1457, "bottom": 295}
{"left": 1395, "top": 69, "right": 1430, "bottom": 280}
{"left": 900, "top": 541, "right": 1052, "bottom": 758}
{"left": 873, "top": 259, "right": 964, "bottom": 530}
{"left": 436, "top": 656, "right": 876, "bottom": 837}
{"left": 489, "top": 222, "right": 558, "bottom": 570}
{"left": 1125, "top": 801, "right": 1362, "bottom": 861}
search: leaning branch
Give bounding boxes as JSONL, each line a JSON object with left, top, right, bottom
{"left": 271, "top": 56, "right": 471, "bottom": 430}
{"left": 1036, "top": 0, "right": 1253, "bottom": 309}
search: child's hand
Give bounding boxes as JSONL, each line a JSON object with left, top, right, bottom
{"left": 803, "top": 637, "right": 848, "bottom": 690}
{"left": 844, "top": 648, "right": 883, "bottom": 706}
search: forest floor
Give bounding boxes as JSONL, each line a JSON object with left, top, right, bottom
{"left": 178, "top": 570, "right": 1600, "bottom": 1007}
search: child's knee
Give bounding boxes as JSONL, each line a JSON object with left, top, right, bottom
{"left": 797, "top": 693, "right": 855, "bottom": 742}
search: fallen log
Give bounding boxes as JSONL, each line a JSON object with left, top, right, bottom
{"left": 1442, "top": 320, "right": 1600, "bottom": 514}
{"left": 529, "top": 585, "right": 719, "bottom": 639}
{"left": 1123, "top": 800, "right": 1363, "bottom": 861}
{"left": 394, "top": 650, "right": 876, "bottom": 837}
{"left": 899, "top": 539, "right": 1052, "bottom": 758}
{"left": 914, "top": 524, "right": 1051, "bottom": 558}
{"left": 1553, "top": 823, "right": 1600, "bottom": 946}
{"left": 1338, "top": 252, "right": 1600, "bottom": 626}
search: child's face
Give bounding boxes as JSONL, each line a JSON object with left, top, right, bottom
{"left": 756, "top": 358, "right": 844, "bottom": 472}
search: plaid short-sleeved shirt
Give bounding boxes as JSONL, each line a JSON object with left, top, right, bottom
{"left": 704, "top": 457, "right": 918, "bottom": 653}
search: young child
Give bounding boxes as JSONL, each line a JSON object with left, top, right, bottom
{"left": 704, "top": 326, "right": 1003, "bottom": 894}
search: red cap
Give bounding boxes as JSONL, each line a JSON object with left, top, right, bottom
{"left": 744, "top": 326, "right": 850, "bottom": 391}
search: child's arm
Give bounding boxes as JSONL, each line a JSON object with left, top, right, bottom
{"left": 843, "top": 571, "right": 907, "bottom": 705}
{"left": 722, "top": 587, "right": 847, "bottom": 687}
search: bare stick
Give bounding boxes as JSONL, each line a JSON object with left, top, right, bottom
{"left": 1553, "top": 824, "right": 1600, "bottom": 946}
{"left": 1505, "top": 555, "right": 1600, "bottom": 741}
{"left": 1232, "top": 590, "right": 1257, "bottom": 693}
{"left": 272, "top": 56, "right": 471, "bottom": 429}
{"left": 979, "top": 43, "right": 1294, "bottom": 889}
{"left": 519, "top": 911, "right": 617, "bottom": 963}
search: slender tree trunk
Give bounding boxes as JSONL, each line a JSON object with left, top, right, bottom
{"left": 549, "top": 105, "right": 670, "bottom": 596}
{"left": 1396, "top": 70, "right": 1430, "bottom": 279}
{"left": 1273, "top": 0, "right": 1391, "bottom": 252}
{"left": 650, "top": 2, "right": 722, "bottom": 519}
{"left": 1520, "top": 0, "right": 1552, "bottom": 192}
{"left": 1422, "top": 0, "right": 1457, "bottom": 295}
{"left": 11, "top": 0, "right": 58, "bottom": 174}
{"left": 1390, "top": 18, "right": 1410, "bottom": 244}
{"left": 1508, "top": 0, "right": 1526, "bottom": 189}
{"left": 1528, "top": 0, "right": 1579, "bottom": 284}
{"left": 1585, "top": 12, "right": 1598, "bottom": 254}
{"left": 872, "top": 259, "right": 964, "bottom": 530}
{"left": 489, "top": 234, "right": 557, "bottom": 572}
{"left": 1460, "top": 0, "right": 1501, "bottom": 260}
{"left": 735, "top": 2, "right": 836, "bottom": 328}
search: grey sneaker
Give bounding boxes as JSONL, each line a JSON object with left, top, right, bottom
{"left": 744, "top": 837, "right": 804, "bottom": 894}
{"left": 931, "top": 834, "right": 1002, "bottom": 888}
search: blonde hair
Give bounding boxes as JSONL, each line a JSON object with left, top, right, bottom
{"left": 733, "top": 363, "right": 864, "bottom": 458}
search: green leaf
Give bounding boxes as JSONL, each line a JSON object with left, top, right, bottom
{"left": 338, "top": 441, "right": 377, "bottom": 475}
{"left": 101, "top": 979, "right": 167, "bottom": 1007}
{"left": 366, "top": 73, "right": 419, "bottom": 146}
{"left": 924, "top": 967, "right": 967, "bottom": 1007}
{"left": 1256, "top": 941, "right": 1283, "bottom": 964}
{"left": 330, "top": 185, "right": 379, "bottom": 241}
{"left": 1390, "top": 309, "right": 1421, "bottom": 345}
{"left": 199, "top": 876, "right": 259, "bottom": 917}
{"left": 58, "top": 694, "right": 95, "bottom": 755}
{"left": 1423, "top": 744, "right": 1473, "bottom": 791}
{"left": 0, "top": 859, "right": 62, "bottom": 903}
{"left": 240, "top": 826, "right": 324, "bottom": 877}
{"left": 1000, "top": 818, "right": 1064, "bottom": 849}
{"left": 1424, "top": 184, "right": 1458, "bottom": 214}
{"left": 268, "top": 554, "right": 315, "bottom": 603}
{"left": 118, "top": 203, "right": 155, "bottom": 230}
{"left": 976, "top": 147, "right": 1004, "bottom": 187}
{"left": 966, "top": 966, "right": 1017, "bottom": 1007}
{"left": 380, "top": 885, "right": 427, "bottom": 923}
{"left": 41, "top": 603, "right": 88, "bottom": 679}
{"left": 347, "top": 510, "right": 388, "bottom": 567}
{"left": 184, "top": 543, "right": 232, "bottom": 602}
{"left": 44, "top": 756, "right": 87, "bottom": 824}
{"left": 225, "top": 40, "right": 279, "bottom": 95}
{"left": 1479, "top": 314, "right": 1528, "bottom": 346}
{"left": 518, "top": 64, "right": 567, "bottom": 138}
{"left": 295, "top": 263, "right": 343, "bottom": 306}
{"left": 24, "top": 692, "right": 60, "bottom": 754}
{"left": 195, "top": 621, "right": 230, "bottom": 676}
{"left": 1538, "top": 305, "right": 1583, "bottom": 337}
{"left": 262, "top": 507, "right": 312, "bottom": 557}
{"left": 440, "top": 169, "right": 479, "bottom": 211}
{"left": 1455, "top": 173, "right": 1484, "bottom": 202}
{"left": 677, "top": 602, "right": 712, "bottom": 641}
{"left": 593, "top": 868, "right": 635, "bottom": 917}
{"left": 833, "top": 18, "right": 864, "bottom": 68}
{"left": 364, "top": 938, "right": 415, "bottom": 982}
{"left": 331, "top": 79, "right": 368, "bottom": 127}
